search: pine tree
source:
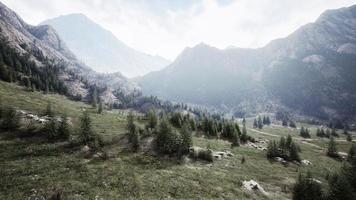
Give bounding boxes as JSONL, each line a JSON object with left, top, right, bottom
{"left": 98, "top": 100, "right": 103, "bottom": 114}
{"left": 231, "top": 126, "right": 240, "bottom": 147}
{"left": 292, "top": 172, "right": 323, "bottom": 200}
{"left": 289, "top": 142, "right": 301, "bottom": 162}
{"left": 300, "top": 126, "right": 306, "bottom": 137}
{"left": 257, "top": 116, "right": 263, "bottom": 129}
{"left": 327, "top": 137, "right": 339, "bottom": 159}
{"left": 343, "top": 127, "right": 349, "bottom": 135}
{"left": 320, "top": 128, "right": 325, "bottom": 137}
{"left": 327, "top": 172, "right": 355, "bottom": 200}
{"left": 147, "top": 109, "right": 157, "bottom": 130}
{"left": 263, "top": 116, "right": 267, "bottom": 124}
{"left": 127, "top": 112, "right": 140, "bottom": 151}
{"left": 326, "top": 129, "right": 331, "bottom": 138}
{"left": 347, "top": 133, "right": 352, "bottom": 142}
{"left": 279, "top": 136, "right": 286, "bottom": 150}
{"left": 180, "top": 124, "right": 192, "bottom": 153}
{"left": 282, "top": 118, "right": 288, "bottom": 126}
{"left": 128, "top": 124, "right": 140, "bottom": 152}
{"left": 316, "top": 128, "right": 323, "bottom": 137}
{"left": 241, "top": 156, "right": 246, "bottom": 164}
{"left": 240, "top": 123, "right": 248, "bottom": 143}
{"left": 45, "top": 119, "right": 58, "bottom": 142}
{"left": 266, "top": 116, "right": 271, "bottom": 125}
{"left": 289, "top": 121, "right": 296, "bottom": 128}
{"left": 189, "top": 118, "right": 196, "bottom": 131}
{"left": 79, "top": 111, "right": 95, "bottom": 146}
{"left": 44, "top": 102, "right": 54, "bottom": 117}
{"left": 156, "top": 118, "right": 174, "bottom": 154}
{"left": 253, "top": 118, "right": 258, "bottom": 128}
{"left": 331, "top": 128, "right": 338, "bottom": 137}
{"left": 267, "top": 141, "right": 278, "bottom": 159}
{"left": 57, "top": 113, "right": 70, "bottom": 140}
{"left": 286, "top": 135, "right": 292, "bottom": 148}
{"left": 127, "top": 112, "right": 135, "bottom": 134}
{"left": 347, "top": 145, "right": 356, "bottom": 163}
{"left": 91, "top": 87, "right": 98, "bottom": 108}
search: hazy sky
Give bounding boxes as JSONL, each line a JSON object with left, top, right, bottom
{"left": 3, "top": 0, "right": 356, "bottom": 60}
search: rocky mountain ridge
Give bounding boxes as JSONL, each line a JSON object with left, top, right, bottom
{"left": 138, "top": 5, "right": 356, "bottom": 121}
{"left": 0, "top": 1, "right": 138, "bottom": 106}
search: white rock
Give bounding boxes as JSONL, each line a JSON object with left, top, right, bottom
{"left": 301, "top": 160, "right": 312, "bottom": 166}
{"left": 242, "top": 180, "right": 268, "bottom": 195}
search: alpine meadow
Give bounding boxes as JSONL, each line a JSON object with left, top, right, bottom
{"left": 1, "top": 1, "right": 356, "bottom": 200}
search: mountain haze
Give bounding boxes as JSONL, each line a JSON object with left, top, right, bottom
{"left": 138, "top": 5, "right": 356, "bottom": 120}
{"left": 41, "top": 14, "right": 170, "bottom": 77}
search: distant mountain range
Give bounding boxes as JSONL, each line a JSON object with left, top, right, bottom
{"left": 41, "top": 14, "right": 170, "bottom": 77}
{"left": 138, "top": 5, "right": 356, "bottom": 121}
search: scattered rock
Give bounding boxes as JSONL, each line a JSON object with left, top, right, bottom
{"left": 212, "top": 150, "right": 234, "bottom": 159}
{"left": 301, "top": 160, "right": 312, "bottom": 166}
{"left": 242, "top": 180, "right": 268, "bottom": 195}
{"left": 275, "top": 157, "right": 284, "bottom": 162}
{"left": 311, "top": 178, "right": 322, "bottom": 184}
{"left": 81, "top": 145, "right": 90, "bottom": 153}
{"left": 245, "top": 140, "right": 269, "bottom": 151}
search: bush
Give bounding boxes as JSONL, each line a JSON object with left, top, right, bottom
{"left": 128, "top": 123, "right": 140, "bottom": 152}
{"left": 44, "top": 102, "right": 54, "bottom": 117}
{"left": 189, "top": 147, "right": 213, "bottom": 162}
{"left": 0, "top": 105, "right": 20, "bottom": 131}
{"left": 44, "top": 116, "right": 71, "bottom": 142}
{"left": 155, "top": 119, "right": 192, "bottom": 156}
{"left": 44, "top": 119, "right": 58, "bottom": 142}
{"left": 198, "top": 149, "right": 213, "bottom": 162}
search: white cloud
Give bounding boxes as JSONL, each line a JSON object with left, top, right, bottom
{"left": 2, "top": 0, "right": 356, "bottom": 60}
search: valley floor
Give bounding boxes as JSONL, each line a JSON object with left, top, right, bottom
{"left": 0, "top": 81, "right": 354, "bottom": 199}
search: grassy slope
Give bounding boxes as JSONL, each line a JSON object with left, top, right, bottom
{"left": 0, "top": 81, "right": 354, "bottom": 199}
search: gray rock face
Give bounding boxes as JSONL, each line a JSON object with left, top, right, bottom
{"left": 138, "top": 5, "right": 356, "bottom": 120}
{"left": 41, "top": 14, "right": 170, "bottom": 77}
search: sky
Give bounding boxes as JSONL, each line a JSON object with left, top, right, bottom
{"left": 2, "top": 0, "right": 356, "bottom": 60}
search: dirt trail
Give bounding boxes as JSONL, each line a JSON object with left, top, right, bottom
{"left": 248, "top": 128, "right": 323, "bottom": 150}
{"left": 248, "top": 128, "right": 349, "bottom": 155}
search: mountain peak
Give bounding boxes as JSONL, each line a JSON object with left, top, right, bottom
{"left": 41, "top": 13, "right": 170, "bottom": 77}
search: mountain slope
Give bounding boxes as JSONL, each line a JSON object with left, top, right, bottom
{"left": 0, "top": 1, "right": 139, "bottom": 106}
{"left": 138, "top": 5, "right": 356, "bottom": 120}
{"left": 41, "top": 14, "right": 170, "bottom": 77}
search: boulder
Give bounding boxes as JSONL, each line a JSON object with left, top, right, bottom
{"left": 242, "top": 180, "right": 268, "bottom": 195}
{"left": 301, "top": 160, "right": 312, "bottom": 166}
{"left": 275, "top": 157, "right": 285, "bottom": 162}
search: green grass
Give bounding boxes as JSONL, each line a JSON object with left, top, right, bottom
{"left": 0, "top": 81, "right": 353, "bottom": 199}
